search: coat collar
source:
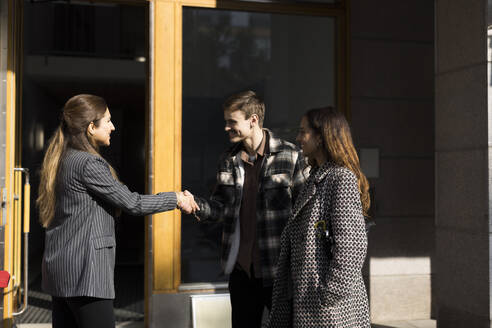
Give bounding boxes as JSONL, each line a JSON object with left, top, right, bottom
{"left": 291, "top": 161, "right": 337, "bottom": 218}
{"left": 311, "top": 161, "right": 337, "bottom": 184}
{"left": 291, "top": 181, "right": 317, "bottom": 218}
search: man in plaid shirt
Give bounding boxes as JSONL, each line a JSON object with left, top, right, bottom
{"left": 194, "top": 91, "right": 307, "bottom": 328}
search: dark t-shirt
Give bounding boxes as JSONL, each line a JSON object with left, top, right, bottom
{"left": 236, "top": 132, "right": 269, "bottom": 278}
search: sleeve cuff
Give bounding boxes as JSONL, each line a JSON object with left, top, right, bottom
{"left": 157, "top": 192, "right": 178, "bottom": 210}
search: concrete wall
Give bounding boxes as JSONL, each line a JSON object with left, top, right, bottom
{"left": 350, "top": 0, "right": 435, "bottom": 322}
{"left": 435, "top": 0, "right": 490, "bottom": 327}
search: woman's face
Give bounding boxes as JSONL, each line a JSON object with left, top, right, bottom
{"left": 89, "top": 108, "right": 115, "bottom": 147}
{"left": 296, "top": 116, "right": 319, "bottom": 160}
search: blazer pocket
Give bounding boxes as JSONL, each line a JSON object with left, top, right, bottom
{"left": 92, "top": 236, "right": 116, "bottom": 249}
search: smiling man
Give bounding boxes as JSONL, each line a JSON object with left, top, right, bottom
{"left": 193, "top": 90, "right": 307, "bottom": 328}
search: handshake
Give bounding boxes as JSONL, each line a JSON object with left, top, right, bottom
{"left": 176, "top": 190, "right": 200, "bottom": 215}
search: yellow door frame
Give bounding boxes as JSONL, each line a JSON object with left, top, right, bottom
{"left": 3, "top": 0, "right": 23, "bottom": 325}
{"left": 151, "top": 0, "right": 350, "bottom": 295}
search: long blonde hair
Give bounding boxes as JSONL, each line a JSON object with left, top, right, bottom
{"left": 37, "top": 94, "right": 117, "bottom": 227}
{"left": 305, "top": 107, "right": 371, "bottom": 217}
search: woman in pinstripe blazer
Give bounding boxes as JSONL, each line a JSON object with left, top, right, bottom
{"left": 37, "top": 94, "right": 198, "bottom": 328}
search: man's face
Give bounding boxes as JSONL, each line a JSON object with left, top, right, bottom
{"left": 224, "top": 110, "right": 253, "bottom": 143}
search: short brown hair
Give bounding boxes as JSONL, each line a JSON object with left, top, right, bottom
{"left": 223, "top": 90, "right": 265, "bottom": 127}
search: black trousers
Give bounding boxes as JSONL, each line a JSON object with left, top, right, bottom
{"left": 51, "top": 296, "right": 115, "bottom": 328}
{"left": 229, "top": 267, "right": 273, "bottom": 328}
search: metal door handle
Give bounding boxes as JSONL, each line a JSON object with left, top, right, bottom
{"left": 13, "top": 168, "right": 29, "bottom": 316}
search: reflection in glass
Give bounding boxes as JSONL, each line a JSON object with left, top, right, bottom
{"left": 181, "top": 7, "right": 335, "bottom": 283}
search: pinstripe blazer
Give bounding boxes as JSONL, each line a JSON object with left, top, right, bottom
{"left": 42, "top": 148, "right": 177, "bottom": 299}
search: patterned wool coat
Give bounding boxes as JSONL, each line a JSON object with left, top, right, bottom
{"left": 267, "top": 162, "right": 370, "bottom": 328}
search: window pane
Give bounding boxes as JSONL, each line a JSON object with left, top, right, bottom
{"left": 181, "top": 7, "right": 336, "bottom": 283}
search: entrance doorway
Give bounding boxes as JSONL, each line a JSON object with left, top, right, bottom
{"left": 16, "top": 0, "right": 149, "bottom": 324}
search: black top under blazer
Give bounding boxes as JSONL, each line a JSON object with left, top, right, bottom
{"left": 42, "top": 149, "right": 177, "bottom": 299}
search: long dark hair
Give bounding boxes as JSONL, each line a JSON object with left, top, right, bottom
{"left": 37, "top": 94, "right": 117, "bottom": 227}
{"left": 304, "top": 106, "right": 370, "bottom": 217}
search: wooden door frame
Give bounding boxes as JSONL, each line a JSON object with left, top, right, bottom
{"left": 3, "top": 0, "right": 23, "bottom": 325}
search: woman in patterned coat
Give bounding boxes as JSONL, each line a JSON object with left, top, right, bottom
{"left": 267, "top": 107, "right": 371, "bottom": 328}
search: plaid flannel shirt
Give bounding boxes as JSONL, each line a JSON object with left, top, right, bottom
{"left": 195, "top": 129, "right": 308, "bottom": 285}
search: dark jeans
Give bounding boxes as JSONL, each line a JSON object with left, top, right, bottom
{"left": 229, "top": 267, "right": 273, "bottom": 328}
{"left": 52, "top": 296, "right": 115, "bottom": 328}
